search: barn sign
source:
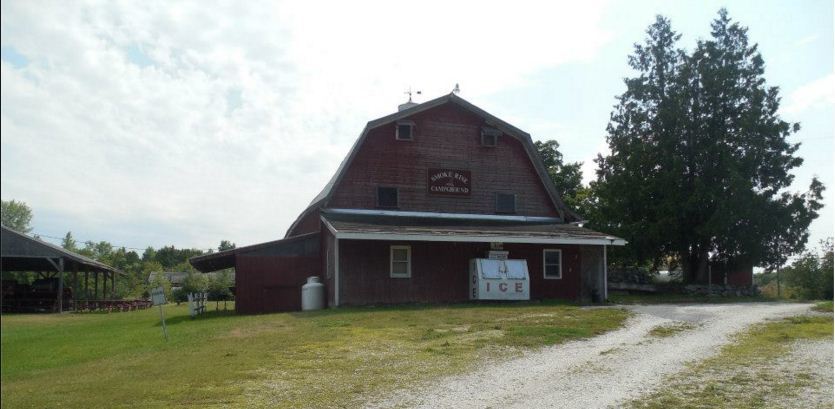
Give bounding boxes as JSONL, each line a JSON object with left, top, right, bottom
{"left": 428, "top": 168, "right": 471, "bottom": 195}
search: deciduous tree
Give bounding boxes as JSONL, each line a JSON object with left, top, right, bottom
{"left": 0, "top": 199, "right": 33, "bottom": 233}
{"left": 535, "top": 140, "right": 586, "bottom": 212}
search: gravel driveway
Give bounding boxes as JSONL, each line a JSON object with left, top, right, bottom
{"left": 369, "top": 302, "right": 816, "bottom": 409}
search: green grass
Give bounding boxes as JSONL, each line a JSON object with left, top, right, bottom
{"left": 648, "top": 321, "right": 697, "bottom": 338}
{"left": 2, "top": 301, "right": 630, "bottom": 408}
{"left": 608, "top": 292, "right": 770, "bottom": 305}
{"left": 630, "top": 314, "right": 834, "bottom": 409}
{"left": 812, "top": 301, "right": 833, "bottom": 312}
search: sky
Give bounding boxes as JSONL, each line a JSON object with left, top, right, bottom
{"left": 1, "top": 0, "right": 832, "bottom": 257}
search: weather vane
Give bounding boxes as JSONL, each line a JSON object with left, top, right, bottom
{"left": 405, "top": 87, "right": 422, "bottom": 102}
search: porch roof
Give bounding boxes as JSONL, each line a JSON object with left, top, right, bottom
{"left": 320, "top": 212, "right": 626, "bottom": 246}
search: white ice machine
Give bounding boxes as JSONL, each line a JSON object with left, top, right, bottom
{"left": 469, "top": 258, "right": 530, "bottom": 300}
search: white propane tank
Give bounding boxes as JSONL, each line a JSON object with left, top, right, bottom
{"left": 301, "top": 276, "right": 325, "bottom": 311}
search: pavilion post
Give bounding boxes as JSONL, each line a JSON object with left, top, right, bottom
{"left": 111, "top": 272, "right": 115, "bottom": 298}
{"left": 102, "top": 273, "right": 107, "bottom": 300}
{"left": 84, "top": 271, "right": 89, "bottom": 300}
{"left": 94, "top": 272, "right": 99, "bottom": 300}
{"left": 72, "top": 265, "right": 78, "bottom": 312}
{"left": 56, "top": 258, "right": 64, "bottom": 313}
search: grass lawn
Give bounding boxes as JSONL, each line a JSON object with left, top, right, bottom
{"left": 2, "top": 301, "right": 629, "bottom": 408}
{"left": 813, "top": 301, "right": 833, "bottom": 312}
{"left": 629, "top": 314, "right": 834, "bottom": 409}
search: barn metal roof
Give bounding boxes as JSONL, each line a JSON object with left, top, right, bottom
{"left": 0, "top": 225, "right": 122, "bottom": 273}
{"left": 189, "top": 232, "right": 320, "bottom": 273}
{"left": 320, "top": 212, "right": 625, "bottom": 246}
{"left": 285, "top": 93, "right": 582, "bottom": 237}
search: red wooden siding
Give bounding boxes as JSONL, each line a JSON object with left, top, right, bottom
{"left": 338, "top": 239, "right": 582, "bottom": 305}
{"left": 287, "top": 208, "right": 320, "bottom": 237}
{"left": 235, "top": 255, "right": 320, "bottom": 314}
{"left": 329, "top": 103, "right": 559, "bottom": 217}
{"left": 322, "top": 227, "right": 337, "bottom": 307}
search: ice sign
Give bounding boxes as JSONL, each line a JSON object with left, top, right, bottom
{"left": 470, "top": 259, "right": 530, "bottom": 301}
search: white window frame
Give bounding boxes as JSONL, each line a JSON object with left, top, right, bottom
{"left": 390, "top": 245, "right": 411, "bottom": 278}
{"left": 543, "top": 249, "right": 562, "bottom": 280}
{"left": 395, "top": 120, "right": 415, "bottom": 141}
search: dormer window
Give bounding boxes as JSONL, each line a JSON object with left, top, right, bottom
{"left": 396, "top": 120, "right": 415, "bottom": 141}
{"left": 481, "top": 127, "right": 501, "bottom": 147}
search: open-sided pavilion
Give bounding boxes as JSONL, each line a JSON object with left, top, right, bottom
{"left": 1, "top": 225, "right": 123, "bottom": 312}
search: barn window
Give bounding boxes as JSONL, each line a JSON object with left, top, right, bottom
{"left": 495, "top": 193, "right": 516, "bottom": 214}
{"left": 543, "top": 249, "right": 562, "bottom": 279}
{"left": 390, "top": 245, "right": 411, "bottom": 278}
{"left": 377, "top": 187, "right": 399, "bottom": 208}
{"left": 396, "top": 120, "right": 415, "bottom": 140}
{"left": 481, "top": 127, "right": 501, "bottom": 146}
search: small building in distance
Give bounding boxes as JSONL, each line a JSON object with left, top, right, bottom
{"left": 191, "top": 93, "right": 625, "bottom": 313}
{"left": 147, "top": 271, "right": 235, "bottom": 292}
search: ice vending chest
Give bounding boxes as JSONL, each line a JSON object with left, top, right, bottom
{"left": 469, "top": 258, "right": 530, "bottom": 300}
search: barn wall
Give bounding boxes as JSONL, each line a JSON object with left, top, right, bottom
{"left": 233, "top": 233, "right": 322, "bottom": 314}
{"left": 322, "top": 227, "right": 336, "bottom": 307}
{"left": 286, "top": 208, "right": 321, "bottom": 237}
{"left": 328, "top": 103, "right": 559, "bottom": 217}
{"left": 338, "top": 239, "right": 584, "bottom": 305}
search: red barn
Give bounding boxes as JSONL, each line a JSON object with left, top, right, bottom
{"left": 191, "top": 93, "right": 625, "bottom": 313}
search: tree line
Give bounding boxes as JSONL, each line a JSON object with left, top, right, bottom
{"left": 1, "top": 199, "right": 234, "bottom": 301}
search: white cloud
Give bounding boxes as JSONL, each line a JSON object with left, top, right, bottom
{"left": 782, "top": 73, "right": 835, "bottom": 116}
{"left": 0, "top": 0, "right": 612, "bottom": 248}
{"left": 794, "top": 34, "right": 818, "bottom": 47}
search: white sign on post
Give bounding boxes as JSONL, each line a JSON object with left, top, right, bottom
{"left": 151, "top": 287, "right": 168, "bottom": 341}
{"left": 151, "top": 287, "right": 166, "bottom": 306}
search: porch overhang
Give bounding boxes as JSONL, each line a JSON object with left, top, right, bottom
{"left": 320, "top": 213, "right": 626, "bottom": 246}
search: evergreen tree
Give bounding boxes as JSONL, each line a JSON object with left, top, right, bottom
{"left": 594, "top": 11, "right": 824, "bottom": 282}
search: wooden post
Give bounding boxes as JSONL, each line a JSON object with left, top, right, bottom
{"left": 111, "top": 272, "right": 115, "bottom": 298}
{"left": 72, "top": 265, "right": 78, "bottom": 312}
{"left": 102, "top": 273, "right": 108, "bottom": 300}
{"left": 94, "top": 272, "right": 99, "bottom": 300}
{"left": 84, "top": 271, "right": 89, "bottom": 300}
{"left": 56, "top": 258, "right": 64, "bottom": 313}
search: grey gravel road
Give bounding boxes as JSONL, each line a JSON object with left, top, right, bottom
{"left": 368, "top": 302, "right": 816, "bottom": 409}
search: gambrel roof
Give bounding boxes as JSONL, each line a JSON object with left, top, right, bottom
{"left": 286, "top": 93, "right": 581, "bottom": 237}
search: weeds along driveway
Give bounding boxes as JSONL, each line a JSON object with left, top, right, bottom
{"left": 369, "top": 302, "right": 815, "bottom": 409}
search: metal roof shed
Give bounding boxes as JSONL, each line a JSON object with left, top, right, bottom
{"left": 1, "top": 225, "right": 123, "bottom": 312}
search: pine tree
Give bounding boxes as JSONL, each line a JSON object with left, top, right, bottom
{"left": 594, "top": 10, "right": 824, "bottom": 282}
